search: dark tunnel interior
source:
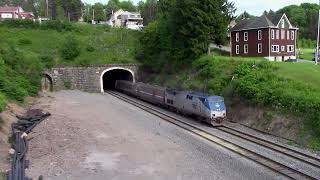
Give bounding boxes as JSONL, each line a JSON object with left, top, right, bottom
{"left": 102, "top": 69, "right": 133, "bottom": 90}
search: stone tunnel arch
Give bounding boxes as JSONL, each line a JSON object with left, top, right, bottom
{"left": 41, "top": 74, "right": 53, "bottom": 92}
{"left": 100, "top": 67, "right": 135, "bottom": 92}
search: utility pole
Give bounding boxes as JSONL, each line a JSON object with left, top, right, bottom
{"left": 316, "top": 0, "right": 320, "bottom": 65}
{"left": 46, "top": 0, "right": 49, "bottom": 17}
{"left": 92, "top": 8, "right": 95, "bottom": 24}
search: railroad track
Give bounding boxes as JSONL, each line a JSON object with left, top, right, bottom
{"left": 216, "top": 126, "right": 320, "bottom": 169}
{"left": 107, "top": 91, "right": 319, "bottom": 180}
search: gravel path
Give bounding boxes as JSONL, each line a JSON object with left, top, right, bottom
{"left": 26, "top": 91, "right": 283, "bottom": 180}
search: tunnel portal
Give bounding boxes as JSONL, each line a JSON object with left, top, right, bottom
{"left": 101, "top": 68, "right": 134, "bottom": 91}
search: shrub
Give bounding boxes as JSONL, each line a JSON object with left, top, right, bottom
{"left": 18, "top": 38, "right": 32, "bottom": 45}
{"left": 40, "top": 20, "right": 75, "bottom": 32}
{"left": 86, "top": 44, "right": 95, "bottom": 52}
{"left": 0, "top": 19, "right": 39, "bottom": 29}
{"left": 0, "top": 93, "right": 6, "bottom": 112}
{"left": 63, "top": 80, "right": 72, "bottom": 89}
{"left": 60, "top": 35, "right": 81, "bottom": 60}
{"left": 39, "top": 52, "right": 55, "bottom": 69}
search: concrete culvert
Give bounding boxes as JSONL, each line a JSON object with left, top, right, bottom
{"left": 101, "top": 69, "right": 134, "bottom": 91}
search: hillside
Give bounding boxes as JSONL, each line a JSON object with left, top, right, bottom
{"left": 0, "top": 23, "right": 139, "bottom": 66}
{"left": 0, "top": 21, "right": 140, "bottom": 112}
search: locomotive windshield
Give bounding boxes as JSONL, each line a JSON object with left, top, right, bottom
{"left": 209, "top": 101, "right": 225, "bottom": 111}
{"left": 207, "top": 96, "right": 225, "bottom": 111}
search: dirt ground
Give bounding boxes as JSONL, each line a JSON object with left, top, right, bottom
{"left": 0, "top": 99, "right": 36, "bottom": 173}
{"left": 25, "top": 90, "right": 281, "bottom": 180}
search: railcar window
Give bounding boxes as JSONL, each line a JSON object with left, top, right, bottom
{"left": 167, "top": 99, "right": 174, "bottom": 104}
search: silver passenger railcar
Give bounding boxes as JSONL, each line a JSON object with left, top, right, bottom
{"left": 115, "top": 80, "right": 226, "bottom": 126}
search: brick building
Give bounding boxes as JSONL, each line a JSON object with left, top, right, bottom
{"left": 230, "top": 14, "right": 298, "bottom": 61}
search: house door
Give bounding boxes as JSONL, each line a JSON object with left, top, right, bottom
{"left": 282, "top": 56, "right": 284, "bottom": 62}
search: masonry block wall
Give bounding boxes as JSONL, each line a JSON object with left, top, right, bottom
{"left": 45, "top": 64, "right": 138, "bottom": 93}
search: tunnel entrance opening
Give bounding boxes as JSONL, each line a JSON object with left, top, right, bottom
{"left": 102, "top": 69, "right": 134, "bottom": 91}
{"left": 41, "top": 74, "right": 53, "bottom": 92}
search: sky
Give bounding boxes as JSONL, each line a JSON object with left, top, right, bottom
{"left": 83, "top": 0, "right": 319, "bottom": 16}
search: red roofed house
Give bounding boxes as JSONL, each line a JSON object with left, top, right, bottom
{"left": 0, "top": 6, "right": 34, "bottom": 20}
{"left": 230, "top": 14, "right": 298, "bottom": 61}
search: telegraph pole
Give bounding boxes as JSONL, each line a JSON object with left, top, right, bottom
{"left": 92, "top": 8, "right": 95, "bottom": 24}
{"left": 316, "top": 0, "right": 320, "bottom": 65}
{"left": 46, "top": 0, "right": 49, "bottom": 17}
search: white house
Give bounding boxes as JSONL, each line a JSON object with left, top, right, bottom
{"left": 107, "top": 9, "right": 143, "bottom": 30}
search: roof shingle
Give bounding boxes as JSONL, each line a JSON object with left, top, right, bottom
{"left": 0, "top": 6, "right": 20, "bottom": 12}
{"left": 231, "top": 15, "right": 275, "bottom": 31}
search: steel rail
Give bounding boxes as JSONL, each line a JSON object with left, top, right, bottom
{"left": 217, "top": 126, "right": 320, "bottom": 169}
{"left": 107, "top": 91, "right": 317, "bottom": 180}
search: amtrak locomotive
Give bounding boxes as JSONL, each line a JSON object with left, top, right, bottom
{"left": 115, "top": 80, "right": 227, "bottom": 126}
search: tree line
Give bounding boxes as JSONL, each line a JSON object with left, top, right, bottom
{"left": 0, "top": 0, "right": 83, "bottom": 21}
{"left": 83, "top": 0, "right": 157, "bottom": 24}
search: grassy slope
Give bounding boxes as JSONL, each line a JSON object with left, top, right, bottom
{"left": 0, "top": 24, "right": 139, "bottom": 66}
{"left": 276, "top": 63, "right": 320, "bottom": 89}
{"left": 299, "top": 49, "right": 314, "bottom": 61}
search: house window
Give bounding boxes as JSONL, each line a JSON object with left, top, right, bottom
{"left": 236, "top": 32, "right": 239, "bottom": 42}
{"left": 287, "top": 30, "right": 290, "bottom": 40}
{"left": 291, "top": 31, "right": 295, "bottom": 40}
{"left": 244, "top": 44, "right": 248, "bottom": 54}
{"left": 258, "top": 30, "right": 262, "bottom": 40}
{"left": 236, "top": 45, "right": 239, "bottom": 54}
{"left": 281, "top": 30, "right": 285, "bottom": 40}
{"left": 287, "top": 45, "right": 294, "bottom": 52}
{"left": 281, "top": 46, "right": 285, "bottom": 52}
{"left": 281, "top": 19, "right": 285, "bottom": 28}
{"left": 276, "top": 30, "right": 279, "bottom": 39}
{"left": 271, "top": 30, "right": 275, "bottom": 39}
{"left": 244, "top": 32, "right": 248, "bottom": 41}
{"left": 271, "top": 45, "right": 279, "bottom": 52}
{"left": 258, "top": 43, "right": 262, "bottom": 53}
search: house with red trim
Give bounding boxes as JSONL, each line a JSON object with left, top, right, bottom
{"left": 0, "top": 6, "right": 34, "bottom": 20}
{"left": 230, "top": 14, "right": 298, "bottom": 61}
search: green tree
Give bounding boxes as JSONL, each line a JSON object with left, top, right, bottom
{"left": 139, "top": 0, "right": 158, "bottom": 25}
{"left": 136, "top": 0, "right": 235, "bottom": 72}
{"left": 235, "top": 11, "right": 254, "bottom": 23}
{"left": 93, "top": 2, "right": 106, "bottom": 22}
{"left": 172, "top": 0, "right": 235, "bottom": 62}
{"left": 119, "top": 0, "right": 136, "bottom": 12}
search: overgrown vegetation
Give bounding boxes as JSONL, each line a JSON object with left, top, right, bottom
{"left": 0, "top": 20, "right": 139, "bottom": 112}
{"left": 60, "top": 35, "right": 81, "bottom": 60}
